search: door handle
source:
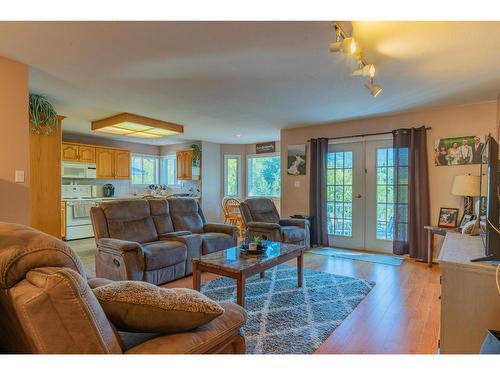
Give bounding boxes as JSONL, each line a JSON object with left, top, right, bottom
{"left": 355, "top": 194, "right": 362, "bottom": 199}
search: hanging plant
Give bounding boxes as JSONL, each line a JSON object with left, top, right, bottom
{"left": 191, "top": 144, "right": 201, "bottom": 167}
{"left": 29, "top": 93, "right": 58, "bottom": 135}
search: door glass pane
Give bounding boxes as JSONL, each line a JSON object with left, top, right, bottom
{"left": 327, "top": 151, "right": 353, "bottom": 237}
{"left": 375, "top": 147, "right": 408, "bottom": 241}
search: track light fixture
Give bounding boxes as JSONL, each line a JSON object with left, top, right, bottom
{"left": 352, "top": 64, "right": 375, "bottom": 78}
{"left": 329, "top": 37, "right": 357, "bottom": 55}
{"left": 365, "top": 79, "right": 383, "bottom": 97}
{"left": 329, "top": 22, "right": 383, "bottom": 97}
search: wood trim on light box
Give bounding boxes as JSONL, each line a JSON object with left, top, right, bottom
{"left": 91, "top": 112, "right": 184, "bottom": 133}
{"left": 30, "top": 115, "right": 65, "bottom": 238}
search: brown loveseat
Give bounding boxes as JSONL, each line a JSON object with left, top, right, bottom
{"left": 0, "top": 222, "right": 246, "bottom": 354}
{"left": 240, "top": 197, "right": 310, "bottom": 247}
{"left": 91, "top": 198, "right": 237, "bottom": 285}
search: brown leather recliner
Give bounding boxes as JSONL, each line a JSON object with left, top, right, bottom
{"left": 91, "top": 198, "right": 237, "bottom": 285}
{"left": 0, "top": 222, "right": 247, "bottom": 354}
{"left": 240, "top": 198, "right": 310, "bottom": 247}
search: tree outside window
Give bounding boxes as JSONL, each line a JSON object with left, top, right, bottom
{"left": 247, "top": 154, "right": 281, "bottom": 197}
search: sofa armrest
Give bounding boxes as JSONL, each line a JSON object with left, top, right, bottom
{"left": 203, "top": 223, "right": 238, "bottom": 236}
{"left": 123, "top": 302, "right": 247, "bottom": 354}
{"left": 158, "top": 230, "right": 192, "bottom": 240}
{"left": 97, "top": 238, "right": 142, "bottom": 254}
{"left": 247, "top": 221, "right": 281, "bottom": 230}
{"left": 279, "top": 218, "right": 309, "bottom": 228}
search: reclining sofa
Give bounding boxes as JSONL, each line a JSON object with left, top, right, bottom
{"left": 91, "top": 198, "right": 237, "bottom": 285}
{"left": 0, "top": 222, "right": 246, "bottom": 354}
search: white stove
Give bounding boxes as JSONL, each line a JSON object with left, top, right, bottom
{"left": 62, "top": 185, "right": 99, "bottom": 240}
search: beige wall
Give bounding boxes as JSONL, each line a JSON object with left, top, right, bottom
{"left": 0, "top": 56, "right": 29, "bottom": 224}
{"left": 280, "top": 101, "right": 498, "bottom": 229}
{"left": 201, "top": 141, "right": 222, "bottom": 221}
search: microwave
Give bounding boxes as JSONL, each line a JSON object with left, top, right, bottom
{"left": 62, "top": 162, "right": 97, "bottom": 179}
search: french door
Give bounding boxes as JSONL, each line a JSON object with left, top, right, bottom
{"left": 327, "top": 137, "right": 395, "bottom": 253}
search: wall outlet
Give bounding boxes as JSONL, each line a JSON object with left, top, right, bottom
{"left": 294, "top": 180, "right": 301, "bottom": 188}
{"left": 15, "top": 170, "right": 25, "bottom": 183}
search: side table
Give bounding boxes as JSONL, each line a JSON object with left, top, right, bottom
{"left": 424, "top": 226, "right": 459, "bottom": 267}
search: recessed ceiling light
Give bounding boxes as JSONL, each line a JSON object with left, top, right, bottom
{"left": 91, "top": 113, "right": 184, "bottom": 139}
{"left": 236, "top": 134, "right": 242, "bottom": 137}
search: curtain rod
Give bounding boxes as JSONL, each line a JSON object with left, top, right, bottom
{"left": 307, "top": 126, "right": 432, "bottom": 142}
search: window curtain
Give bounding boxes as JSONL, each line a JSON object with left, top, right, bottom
{"left": 392, "top": 126, "right": 430, "bottom": 260}
{"left": 309, "top": 138, "right": 329, "bottom": 246}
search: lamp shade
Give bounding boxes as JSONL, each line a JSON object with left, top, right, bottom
{"left": 451, "top": 175, "right": 481, "bottom": 197}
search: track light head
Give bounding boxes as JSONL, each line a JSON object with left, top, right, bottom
{"left": 352, "top": 64, "right": 375, "bottom": 78}
{"left": 329, "top": 37, "right": 357, "bottom": 54}
{"left": 365, "top": 80, "right": 383, "bottom": 97}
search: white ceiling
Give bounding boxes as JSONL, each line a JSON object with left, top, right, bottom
{"left": 0, "top": 21, "right": 499, "bottom": 145}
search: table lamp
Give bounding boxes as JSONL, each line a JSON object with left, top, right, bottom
{"left": 451, "top": 175, "right": 480, "bottom": 215}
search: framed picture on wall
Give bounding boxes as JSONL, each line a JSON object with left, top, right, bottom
{"left": 434, "top": 135, "right": 487, "bottom": 166}
{"left": 438, "top": 207, "right": 459, "bottom": 228}
{"left": 287, "top": 144, "right": 306, "bottom": 175}
{"left": 458, "top": 213, "right": 475, "bottom": 228}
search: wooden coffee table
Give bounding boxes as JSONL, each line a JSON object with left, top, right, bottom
{"left": 192, "top": 241, "right": 305, "bottom": 307}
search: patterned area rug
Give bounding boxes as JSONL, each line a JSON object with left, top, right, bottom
{"left": 201, "top": 264, "right": 375, "bottom": 354}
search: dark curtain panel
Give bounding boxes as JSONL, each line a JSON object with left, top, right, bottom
{"left": 309, "top": 138, "right": 329, "bottom": 246}
{"left": 392, "top": 126, "right": 430, "bottom": 260}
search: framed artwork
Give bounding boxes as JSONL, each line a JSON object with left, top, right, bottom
{"left": 458, "top": 213, "right": 475, "bottom": 228}
{"left": 438, "top": 208, "right": 459, "bottom": 228}
{"left": 434, "top": 135, "right": 487, "bottom": 166}
{"left": 287, "top": 144, "right": 306, "bottom": 175}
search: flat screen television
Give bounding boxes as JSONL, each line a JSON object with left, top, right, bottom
{"left": 472, "top": 134, "right": 500, "bottom": 262}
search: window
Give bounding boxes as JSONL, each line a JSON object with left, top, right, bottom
{"left": 375, "top": 147, "right": 408, "bottom": 241}
{"left": 131, "top": 154, "right": 159, "bottom": 185}
{"left": 326, "top": 151, "right": 353, "bottom": 237}
{"left": 247, "top": 154, "right": 281, "bottom": 197}
{"left": 160, "top": 155, "right": 178, "bottom": 186}
{"left": 224, "top": 154, "right": 241, "bottom": 197}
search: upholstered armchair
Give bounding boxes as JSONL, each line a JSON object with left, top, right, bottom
{"left": 0, "top": 222, "right": 246, "bottom": 354}
{"left": 240, "top": 198, "right": 310, "bottom": 247}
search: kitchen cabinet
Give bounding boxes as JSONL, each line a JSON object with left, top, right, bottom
{"left": 96, "top": 147, "right": 130, "bottom": 179}
{"left": 62, "top": 142, "right": 96, "bottom": 162}
{"left": 61, "top": 201, "right": 66, "bottom": 239}
{"left": 114, "top": 149, "right": 131, "bottom": 179}
{"left": 176, "top": 149, "right": 195, "bottom": 180}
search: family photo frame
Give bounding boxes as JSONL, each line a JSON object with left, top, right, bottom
{"left": 434, "top": 135, "right": 487, "bottom": 166}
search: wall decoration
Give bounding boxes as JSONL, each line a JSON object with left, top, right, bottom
{"left": 287, "top": 144, "right": 306, "bottom": 175}
{"left": 256, "top": 141, "right": 275, "bottom": 154}
{"left": 434, "top": 135, "right": 486, "bottom": 166}
{"left": 438, "top": 207, "right": 459, "bottom": 228}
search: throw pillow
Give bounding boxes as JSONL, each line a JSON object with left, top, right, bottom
{"left": 93, "top": 281, "right": 224, "bottom": 333}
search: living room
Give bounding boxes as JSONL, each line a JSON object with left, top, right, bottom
{"left": 1, "top": 1, "right": 500, "bottom": 374}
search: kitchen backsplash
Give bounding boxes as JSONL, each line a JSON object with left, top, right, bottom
{"left": 62, "top": 179, "right": 200, "bottom": 197}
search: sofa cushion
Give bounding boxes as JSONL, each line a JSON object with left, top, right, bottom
{"left": 142, "top": 241, "right": 187, "bottom": 271}
{"left": 148, "top": 199, "right": 175, "bottom": 235}
{"left": 168, "top": 198, "right": 204, "bottom": 234}
{"left": 200, "top": 233, "right": 234, "bottom": 255}
{"left": 243, "top": 198, "right": 280, "bottom": 224}
{"left": 101, "top": 200, "right": 158, "bottom": 243}
{"left": 280, "top": 226, "right": 305, "bottom": 243}
{"left": 93, "top": 281, "right": 224, "bottom": 334}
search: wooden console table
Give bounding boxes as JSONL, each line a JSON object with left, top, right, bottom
{"left": 438, "top": 233, "right": 500, "bottom": 353}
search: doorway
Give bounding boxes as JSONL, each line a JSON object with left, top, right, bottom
{"left": 327, "top": 136, "right": 399, "bottom": 253}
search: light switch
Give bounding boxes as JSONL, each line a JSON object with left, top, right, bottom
{"left": 294, "top": 181, "right": 301, "bottom": 188}
{"left": 15, "top": 170, "right": 25, "bottom": 183}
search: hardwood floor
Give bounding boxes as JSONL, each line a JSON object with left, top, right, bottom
{"left": 69, "top": 239, "right": 441, "bottom": 354}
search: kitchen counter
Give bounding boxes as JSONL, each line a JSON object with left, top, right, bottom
{"left": 62, "top": 195, "right": 201, "bottom": 201}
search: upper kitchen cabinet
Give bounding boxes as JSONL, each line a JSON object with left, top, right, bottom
{"left": 95, "top": 147, "right": 130, "bottom": 179}
{"left": 95, "top": 147, "right": 114, "bottom": 178}
{"left": 62, "top": 142, "right": 95, "bottom": 162}
{"left": 114, "top": 149, "right": 131, "bottom": 179}
{"left": 176, "top": 149, "right": 195, "bottom": 180}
